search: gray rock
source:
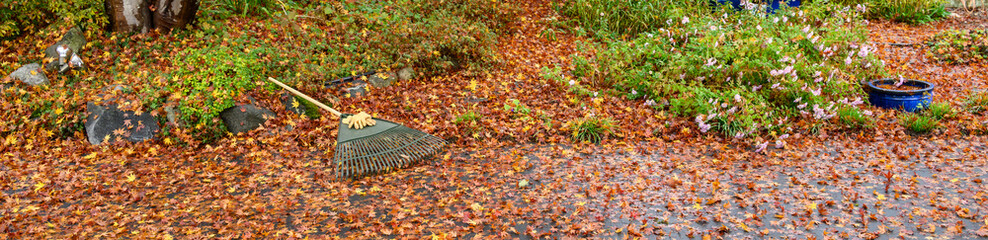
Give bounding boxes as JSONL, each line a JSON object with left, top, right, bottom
{"left": 344, "top": 84, "right": 368, "bottom": 98}
{"left": 164, "top": 105, "right": 184, "bottom": 127}
{"left": 397, "top": 67, "right": 416, "bottom": 81}
{"left": 8, "top": 63, "right": 48, "bottom": 86}
{"left": 367, "top": 72, "right": 397, "bottom": 88}
{"left": 44, "top": 27, "right": 87, "bottom": 71}
{"left": 220, "top": 104, "right": 276, "bottom": 134}
{"left": 281, "top": 92, "right": 309, "bottom": 115}
{"left": 85, "top": 102, "right": 161, "bottom": 145}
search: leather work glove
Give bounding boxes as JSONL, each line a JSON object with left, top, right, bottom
{"left": 342, "top": 112, "right": 376, "bottom": 129}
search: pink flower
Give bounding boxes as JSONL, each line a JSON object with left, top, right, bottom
{"left": 755, "top": 141, "right": 768, "bottom": 153}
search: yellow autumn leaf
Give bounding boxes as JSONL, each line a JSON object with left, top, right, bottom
{"left": 470, "top": 202, "right": 484, "bottom": 212}
{"left": 808, "top": 202, "right": 817, "bottom": 210}
{"left": 875, "top": 191, "right": 886, "bottom": 200}
{"left": 34, "top": 182, "right": 45, "bottom": 192}
{"left": 126, "top": 174, "right": 136, "bottom": 182}
{"left": 24, "top": 205, "right": 39, "bottom": 212}
{"left": 468, "top": 80, "right": 478, "bottom": 92}
{"left": 83, "top": 152, "right": 97, "bottom": 159}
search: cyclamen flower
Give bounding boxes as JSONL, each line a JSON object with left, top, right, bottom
{"left": 682, "top": 16, "right": 690, "bottom": 24}
{"left": 569, "top": 80, "right": 576, "bottom": 86}
{"left": 775, "top": 140, "right": 785, "bottom": 148}
{"left": 802, "top": 26, "right": 810, "bottom": 33}
{"left": 797, "top": 103, "right": 808, "bottom": 109}
{"left": 794, "top": 97, "right": 802, "bottom": 103}
{"left": 752, "top": 85, "right": 762, "bottom": 91}
{"left": 895, "top": 75, "right": 906, "bottom": 87}
{"left": 863, "top": 110, "right": 873, "bottom": 116}
{"left": 810, "top": 88, "right": 821, "bottom": 96}
{"left": 705, "top": 58, "right": 717, "bottom": 66}
{"left": 631, "top": 89, "right": 638, "bottom": 96}
{"left": 757, "top": 25, "right": 762, "bottom": 31}
{"left": 699, "top": 122, "right": 712, "bottom": 133}
{"left": 850, "top": 97, "right": 864, "bottom": 105}
{"left": 644, "top": 99, "right": 657, "bottom": 106}
{"left": 845, "top": 57, "right": 852, "bottom": 65}
{"left": 771, "top": 83, "right": 782, "bottom": 89}
{"left": 734, "top": 132, "right": 745, "bottom": 139}
{"left": 858, "top": 46, "right": 871, "bottom": 58}
{"left": 755, "top": 141, "right": 768, "bottom": 153}
{"left": 734, "top": 94, "right": 742, "bottom": 103}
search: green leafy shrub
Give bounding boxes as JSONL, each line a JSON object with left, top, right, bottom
{"left": 151, "top": 43, "right": 284, "bottom": 139}
{"left": 567, "top": 1, "right": 884, "bottom": 138}
{"left": 318, "top": 0, "right": 514, "bottom": 75}
{"left": 926, "top": 29, "right": 988, "bottom": 64}
{"left": 211, "top": 0, "right": 276, "bottom": 17}
{"left": 569, "top": 115, "right": 614, "bottom": 143}
{"left": 0, "top": 0, "right": 108, "bottom": 39}
{"left": 832, "top": 0, "right": 949, "bottom": 24}
{"left": 561, "top": 0, "right": 705, "bottom": 38}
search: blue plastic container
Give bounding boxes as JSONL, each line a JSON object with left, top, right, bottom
{"left": 768, "top": 0, "right": 802, "bottom": 13}
{"left": 867, "top": 78, "right": 934, "bottom": 112}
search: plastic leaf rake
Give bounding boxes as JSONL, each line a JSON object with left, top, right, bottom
{"left": 268, "top": 77, "right": 447, "bottom": 178}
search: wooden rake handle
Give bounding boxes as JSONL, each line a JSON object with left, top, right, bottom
{"left": 267, "top": 77, "right": 343, "bottom": 117}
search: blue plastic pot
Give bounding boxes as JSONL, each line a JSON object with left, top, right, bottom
{"left": 768, "top": 0, "right": 802, "bottom": 13}
{"left": 867, "top": 78, "right": 934, "bottom": 112}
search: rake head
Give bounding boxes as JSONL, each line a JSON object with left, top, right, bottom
{"left": 334, "top": 114, "right": 447, "bottom": 178}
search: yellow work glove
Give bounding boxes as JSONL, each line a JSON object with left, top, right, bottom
{"left": 342, "top": 112, "right": 376, "bottom": 129}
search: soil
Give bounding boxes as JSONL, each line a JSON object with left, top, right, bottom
{"left": 876, "top": 83, "right": 923, "bottom": 91}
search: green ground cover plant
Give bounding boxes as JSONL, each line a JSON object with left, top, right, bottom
{"left": 0, "top": 0, "right": 107, "bottom": 39}
{"left": 832, "top": 0, "right": 949, "bottom": 24}
{"left": 561, "top": 0, "right": 884, "bottom": 140}
{"left": 926, "top": 29, "right": 988, "bottom": 64}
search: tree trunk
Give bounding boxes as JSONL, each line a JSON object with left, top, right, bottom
{"left": 105, "top": 0, "right": 198, "bottom": 33}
